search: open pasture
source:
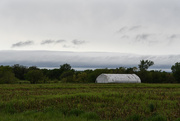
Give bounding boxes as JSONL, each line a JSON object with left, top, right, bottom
{"left": 0, "top": 83, "right": 179, "bottom": 121}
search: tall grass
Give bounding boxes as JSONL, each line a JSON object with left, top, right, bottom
{"left": 0, "top": 83, "right": 179, "bottom": 120}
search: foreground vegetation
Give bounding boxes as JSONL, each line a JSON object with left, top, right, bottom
{"left": 0, "top": 83, "right": 179, "bottom": 121}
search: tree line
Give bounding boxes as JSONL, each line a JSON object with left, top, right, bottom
{"left": 0, "top": 60, "right": 180, "bottom": 84}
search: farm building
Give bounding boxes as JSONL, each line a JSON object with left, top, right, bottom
{"left": 96, "top": 74, "right": 141, "bottom": 83}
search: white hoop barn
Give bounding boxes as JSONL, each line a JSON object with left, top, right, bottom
{"left": 96, "top": 74, "right": 141, "bottom": 83}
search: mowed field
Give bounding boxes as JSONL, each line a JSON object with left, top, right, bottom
{"left": 0, "top": 83, "right": 179, "bottom": 121}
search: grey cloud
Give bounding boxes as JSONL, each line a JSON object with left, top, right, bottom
{"left": 41, "top": 39, "right": 66, "bottom": 45}
{"left": 134, "top": 33, "right": 179, "bottom": 45}
{"left": 12, "top": 41, "right": 34, "bottom": 48}
{"left": 167, "top": 34, "right": 179, "bottom": 45}
{"left": 0, "top": 50, "right": 179, "bottom": 72}
{"left": 136, "top": 34, "right": 151, "bottom": 41}
{"left": 56, "top": 40, "right": 66, "bottom": 43}
{"left": 118, "top": 27, "right": 128, "bottom": 33}
{"left": 168, "top": 34, "right": 179, "bottom": 39}
{"left": 118, "top": 25, "right": 142, "bottom": 33}
{"left": 134, "top": 34, "right": 160, "bottom": 46}
{"left": 129, "top": 25, "right": 141, "bottom": 31}
{"left": 41, "top": 40, "right": 54, "bottom": 45}
{"left": 72, "top": 39, "right": 86, "bottom": 45}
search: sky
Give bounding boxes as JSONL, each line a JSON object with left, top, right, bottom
{"left": 0, "top": 0, "right": 180, "bottom": 70}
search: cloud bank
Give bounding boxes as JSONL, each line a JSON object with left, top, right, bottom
{"left": 0, "top": 50, "right": 179, "bottom": 71}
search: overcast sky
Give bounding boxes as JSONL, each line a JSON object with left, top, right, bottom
{"left": 0, "top": 0, "right": 180, "bottom": 70}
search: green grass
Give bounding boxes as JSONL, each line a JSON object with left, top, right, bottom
{"left": 0, "top": 110, "right": 100, "bottom": 121}
{"left": 0, "top": 83, "right": 179, "bottom": 121}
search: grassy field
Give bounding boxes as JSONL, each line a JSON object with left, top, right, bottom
{"left": 0, "top": 83, "right": 180, "bottom": 121}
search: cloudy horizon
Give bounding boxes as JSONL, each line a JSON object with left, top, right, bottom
{"left": 0, "top": 50, "right": 179, "bottom": 72}
{"left": 0, "top": 0, "right": 180, "bottom": 71}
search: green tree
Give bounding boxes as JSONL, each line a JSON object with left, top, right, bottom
{"left": 75, "top": 72, "right": 88, "bottom": 83}
{"left": 138, "top": 60, "right": 154, "bottom": 83}
{"left": 28, "top": 66, "right": 39, "bottom": 71}
{"left": 60, "top": 70, "right": 74, "bottom": 83}
{"left": 51, "top": 69, "right": 61, "bottom": 80}
{"left": 60, "top": 63, "right": 72, "bottom": 72}
{"left": 25, "top": 70, "right": 44, "bottom": 84}
{"left": 126, "top": 67, "right": 137, "bottom": 74}
{"left": 171, "top": 62, "right": 180, "bottom": 83}
{"left": 0, "top": 66, "right": 18, "bottom": 84}
{"left": 59, "top": 64, "right": 75, "bottom": 82}
{"left": 138, "top": 60, "right": 154, "bottom": 71}
{"left": 12, "top": 64, "right": 28, "bottom": 80}
{"left": 86, "top": 69, "right": 110, "bottom": 83}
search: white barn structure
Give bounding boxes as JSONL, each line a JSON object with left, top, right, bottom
{"left": 96, "top": 74, "right": 141, "bottom": 83}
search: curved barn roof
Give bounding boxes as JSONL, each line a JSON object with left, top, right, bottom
{"left": 96, "top": 74, "right": 141, "bottom": 83}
